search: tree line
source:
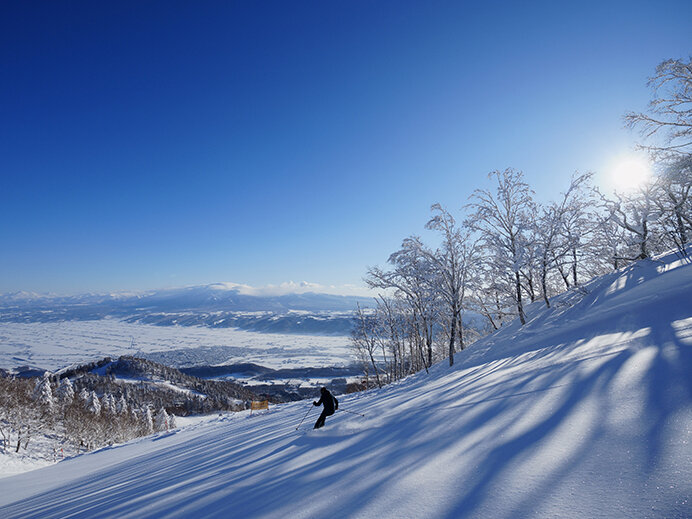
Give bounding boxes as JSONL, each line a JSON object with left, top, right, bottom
{"left": 0, "top": 372, "right": 174, "bottom": 457}
{"left": 0, "top": 355, "right": 263, "bottom": 460}
{"left": 351, "top": 57, "right": 691, "bottom": 386}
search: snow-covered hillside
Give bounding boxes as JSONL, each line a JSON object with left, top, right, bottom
{"left": 1, "top": 251, "right": 690, "bottom": 518}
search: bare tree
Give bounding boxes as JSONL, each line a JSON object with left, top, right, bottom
{"left": 601, "top": 182, "right": 663, "bottom": 261}
{"left": 375, "top": 295, "right": 406, "bottom": 380}
{"left": 366, "top": 237, "right": 438, "bottom": 370}
{"left": 350, "top": 303, "right": 383, "bottom": 388}
{"left": 625, "top": 57, "right": 692, "bottom": 161}
{"left": 534, "top": 172, "right": 595, "bottom": 307}
{"left": 654, "top": 156, "right": 692, "bottom": 253}
{"left": 466, "top": 168, "right": 535, "bottom": 325}
{"left": 560, "top": 172, "right": 599, "bottom": 286}
{"left": 422, "top": 204, "right": 479, "bottom": 366}
{"left": 590, "top": 208, "right": 629, "bottom": 271}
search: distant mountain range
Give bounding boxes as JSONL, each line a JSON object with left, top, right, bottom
{"left": 0, "top": 284, "right": 375, "bottom": 335}
{"left": 0, "top": 284, "right": 374, "bottom": 312}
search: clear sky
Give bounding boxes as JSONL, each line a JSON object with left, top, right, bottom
{"left": 1, "top": 1, "right": 690, "bottom": 295}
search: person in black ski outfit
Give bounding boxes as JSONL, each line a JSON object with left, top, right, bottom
{"left": 313, "top": 387, "right": 338, "bottom": 429}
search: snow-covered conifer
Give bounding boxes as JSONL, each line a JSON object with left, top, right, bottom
{"left": 33, "top": 373, "right": 54, "bottom": 412}
{"left": 142, "top": 407, "right": 154, "bottom": 434}
{"left": 116, "top": 395, "right": 128, "bottom": 415}
{"left": 57, "top": 377, "right": 74, "bottom": 406}
{"left": 101, "top": 394, "right": 116, "bottom": 415}
{"left": 154, "top": 407, "right": 169, "bottom": 432}
{"left": 88, "top": 391, "right": 101, "bottom": 415}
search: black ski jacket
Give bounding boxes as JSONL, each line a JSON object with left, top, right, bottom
{"left": 314, "top": 389, "right": 338, "bottom": 415}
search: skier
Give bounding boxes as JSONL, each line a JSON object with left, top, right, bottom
{"left": 313, "top": 387, "right": 338, "bottom": 429}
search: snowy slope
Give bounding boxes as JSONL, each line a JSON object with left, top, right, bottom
{"left": 1, "top": 251, "right": 691, "bottom": 518}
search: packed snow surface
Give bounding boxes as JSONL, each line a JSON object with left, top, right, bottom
{"left": 1, "top": 251, "right": 691, "bottom": 518}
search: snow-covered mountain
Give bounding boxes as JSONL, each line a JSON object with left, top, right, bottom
{"left": 0, "top": 283, "right": 374, "bottom": 313}
{"left": 0, "top": 283, "right": 375, "bottom": 335}
{"left": 1, "top": 251, "right": 691, "bottom": 518}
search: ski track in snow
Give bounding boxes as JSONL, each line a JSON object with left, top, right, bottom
{"left": 0, "top": 251, "right": 691, "bottom": 518}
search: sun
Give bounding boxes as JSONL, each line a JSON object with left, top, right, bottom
{"left": 607, "top": 154, "right": 652, "bottom": 192}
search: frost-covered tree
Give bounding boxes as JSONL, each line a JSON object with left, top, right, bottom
{"left": 33, "top": 373, "right": 54, "bottom": 412}
{"left": 87, "top": 391, "right": 101, "bottom": 415}
{"left": 367, "top": 237, "right": 439, "bottom": 369}
{"left": 57, "top": 377, "right": 74, "bottom": 407}
{"left": 423, "top": 204, "right": 479, "bottom": 365}
{"left": 351, "top": 303, "right": 384, "bottom": 388}
{"left": 468, "top": 260, "right": 513, "bottom": 331}
{"left": 590, "top": 210, "right": 629, "bottom": 271}
{"left": 0, "top": 376, "right": 34, "bottom": 453}
{"left": 654, "top": 156, "right": 692, "bottom": 253}
{"left": 534, "top": 172, "right": 596, "bottom": 306}
{"left": 116, "top": 394, "right": 129, "bottom": 415}
{"left": 101, "top": 394, "right": 116, "bottom": 415}
{"left": 558, "top": 172, "right": 599, "bottom": 287}
{"left": 142, "top": 406, "right": 154, "bottom": 435}
{"left": 154, "top": 407, "right": 170, "bottom": 432}
{"left": 535, "top": 203, "right": 566, "bottom": 307}
{"left": 518, "top": 230, "right": 539, "bottom": 304}
{"left": 375, "top": 295, "right": 407, "bottom": 380}
{"left": 602, "top": 182, "right": 663, "bottom": 261}
{"left": 467, "top": 168, "right": 535, "bottom": 325}
{"left": 168, "top": 413, "right": 177, "bottom": 429}
{"left": 625, "top": 57, "right": 692, "bottom": 161}
{"left": 0, "top": 377, "right": 15, "bottom": 452}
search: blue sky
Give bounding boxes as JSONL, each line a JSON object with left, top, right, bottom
{"left": 1, "top": 1, "right": 690, "bottom": 294}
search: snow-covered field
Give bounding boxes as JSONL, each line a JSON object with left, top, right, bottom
{"left": 0, "top": 319, "right": 354, "bottom": 371}
{"left": 1, "top": 251, "right": 691, "bottom": 518}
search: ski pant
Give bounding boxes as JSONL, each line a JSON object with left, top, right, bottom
{"left": 314, "top": 409, "right": 334, "bottom": 429}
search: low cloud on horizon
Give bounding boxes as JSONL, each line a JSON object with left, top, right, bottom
{"left": 1, "top": 281, "right": 375, "bottom": 300}
{"left": 208, "top": 281, "right": 374, "bottom": 298}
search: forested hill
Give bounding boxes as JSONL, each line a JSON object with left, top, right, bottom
{"left": 1, "top": 250, "right": 690, "bottom": 518}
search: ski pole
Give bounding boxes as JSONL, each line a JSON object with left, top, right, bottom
{"left": 295, "top": 405, "right": 313, "bottom": 430}
{"left": 339, "top": 408, "right": 365, "bottom": 417}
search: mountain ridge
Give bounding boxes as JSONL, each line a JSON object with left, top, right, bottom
{"left": 0, "top": 283, "right": 374, "bottom": 312}
{"left": 0, "top": 284, "right": 375, "bottom": 335}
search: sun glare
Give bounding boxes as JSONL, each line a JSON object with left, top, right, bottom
{"left": 608, "top": 155, "right": 652, "bottom": 192}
